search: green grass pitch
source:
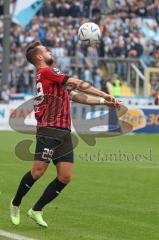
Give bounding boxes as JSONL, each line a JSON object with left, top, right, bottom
{"left": 0, "top": 132, "right": 159, "bottom": 240}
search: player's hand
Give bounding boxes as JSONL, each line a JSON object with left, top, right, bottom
{"left": 105, "top": 99, "right": 121, "bottom": 109}
{"left": 114, "top": 99, "right": 121, "bottom": 109}
{"left": 104, "top": 95, "right": 116, "bottom": 103}
{"left": 103, "top": 94, "right": 121, "bottom": 109}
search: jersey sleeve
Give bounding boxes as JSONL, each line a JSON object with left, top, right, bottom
{"left": 43, "top": 67, "right": 69, "bottom": 85}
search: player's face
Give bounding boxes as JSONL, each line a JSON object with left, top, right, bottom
{"left": 38, "top": 46, "right": 54, "bottom": 66}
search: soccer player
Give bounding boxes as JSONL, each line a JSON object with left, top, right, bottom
{"left": 10, "top": 41, "right": 120, "bottom": 227}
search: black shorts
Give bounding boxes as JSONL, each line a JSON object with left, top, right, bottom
{"left": 34, "top": 127, "right": 74, "bottom": 165}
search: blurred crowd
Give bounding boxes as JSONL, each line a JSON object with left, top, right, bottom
{"left": 108, "top": 0, "right": 159, "bottom": 20}
{"left": 0, "top": 0, "right": 159, "bottom": 100}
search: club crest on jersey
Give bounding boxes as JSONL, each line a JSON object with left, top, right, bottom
{"left": 36, "top": 73, "right": 41, "bottom": 81}
{"left": 52, "top": 68, "right": 62, "bottom": 75}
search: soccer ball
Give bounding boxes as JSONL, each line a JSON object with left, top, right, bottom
{"left": 78, "top": 22, "right": 101, "bottom": 45}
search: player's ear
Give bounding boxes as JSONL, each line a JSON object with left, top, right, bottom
{"left": 36, "top": 54, "right": 43, "bottom": 61}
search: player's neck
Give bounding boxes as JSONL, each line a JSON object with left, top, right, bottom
{"left": 36, "top": 63, "right": 49, "bottom": 71}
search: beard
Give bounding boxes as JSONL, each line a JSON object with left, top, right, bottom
{"left": 45, "top": 57, "right": 54, "bottom": 66}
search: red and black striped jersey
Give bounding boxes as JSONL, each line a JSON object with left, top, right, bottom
{"left": 34, "top": 66, "right": 71, "bottom": 130}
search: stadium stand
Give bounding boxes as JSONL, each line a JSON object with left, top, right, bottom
{"left": 0, "top": 0, "right": 159, "bottom": 100}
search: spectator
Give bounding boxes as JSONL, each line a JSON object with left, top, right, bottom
{"left": 54, "top": 0, "right": 71, "bottom": 17}
{"left": 58, "top": 50, "right": 71, "bottom": 72}
{"left": 83, "top": 66, "right": 92, "bottom": 84}
{"left": 40, "top": 0, "right": 54, "bottom": 18}
{"left": 94, "top": 68, "right": 103, "bottom": 89}
{"left": 140, "top": 50, "right": 153, "bottom": 66}
{"left": 155, "top": 93, "right": 159, "bottom": 105}
{"left": 1, "top": 84, "right": 10, "bottom": 103}
{"left": 0, "top": 0, "right": 159, "bottom": 96}
{"left": 111, "top": 74, "right": 122, "bottom": 97}
{"left": 106, "top": 79, "right": 113, "bottom": 95}
{"left": 70, "top": 0, "right": 82, "bottom": 18}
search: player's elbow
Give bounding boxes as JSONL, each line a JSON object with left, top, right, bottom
{"left": 66, "top": 77, "right": 82, "bottom": 89}
{"left": 66, "top": 77, "right": 91, "bottom": 92}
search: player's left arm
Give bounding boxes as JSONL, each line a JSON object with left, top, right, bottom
{"left": 66, "top": 77, "right": 117, "bottom": 103}
{"left": 69, "top": 91, "right": 120, "bottom": 109}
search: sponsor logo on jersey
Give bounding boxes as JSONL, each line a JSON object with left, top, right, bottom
{"left": 52, "top": 68, "right": 63, "bottom": 75}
